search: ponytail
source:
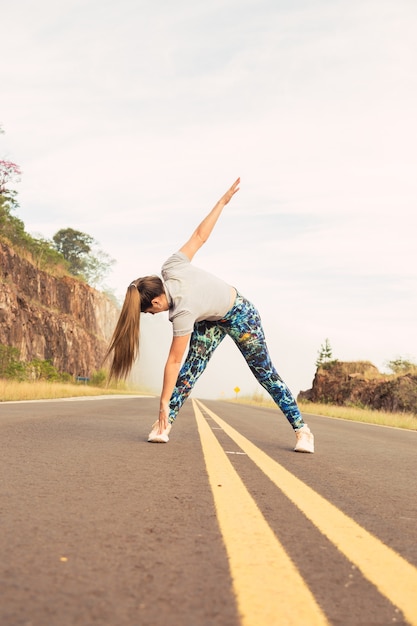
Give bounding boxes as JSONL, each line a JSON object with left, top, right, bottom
{"left": 104, "top": 275, "right": 164, "bottom": 381}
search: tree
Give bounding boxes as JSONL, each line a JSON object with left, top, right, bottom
{"left": 386, "top": 357, "right": 417, "bottom": 375}
{"left": 52, "top": 228, "right": 94, "bottom": 276}
{"left": 0, "top": 160, "right": 22, "bottom": 194}
{"left": 0, "top": 128, "right": 22, "bottom": 231}
{"left": 0, "top": 157, "right": 23, "bottom": 245}
{"left": 316, "top": 338, "right": 336, "bottom": 369}
{"left": 52, "top": 227, "right": 115, "bottom": 287}
{"left": 82, "top": 248, "right": 115, "bottom": 288}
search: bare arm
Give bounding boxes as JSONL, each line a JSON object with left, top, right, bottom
{"left": 180, "top": 177, "right": 240, "bottom": 261}
{"left": 157, "top": 179, "right": 240, "bottom": 431}
{"left": 158, "top": 333, "right": 191, "bottom": 432}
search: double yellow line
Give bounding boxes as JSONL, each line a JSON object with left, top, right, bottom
{"left": 192, "top": 399, "right": 417, "bottom": 626}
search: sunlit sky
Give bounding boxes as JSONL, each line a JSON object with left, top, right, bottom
{"left": 1, "top": 0, "right": 416, "bottom": 399}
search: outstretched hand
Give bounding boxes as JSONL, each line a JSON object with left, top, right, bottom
{"left": 180, "top": 177, "right": 241, "bottom": 262}
{"left": 220, "top": 177, "right": 240, "bottom": 206}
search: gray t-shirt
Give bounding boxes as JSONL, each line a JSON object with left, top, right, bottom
{"left": 161, "top": 251, "right": 232, "bottom": 336}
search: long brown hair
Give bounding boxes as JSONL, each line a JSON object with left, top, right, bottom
{"left": 105, "top": 275, "right": 164, "bottom": 381}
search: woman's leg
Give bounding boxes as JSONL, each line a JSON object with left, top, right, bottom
{"left": 222, "top": 294, "right": 304, "bottom": 430}
{"left": 168, "top": 321, "right": 226, "bottom": 423}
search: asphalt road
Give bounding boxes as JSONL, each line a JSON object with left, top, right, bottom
{"left": 0, "top": 396, "right": 416, "bottom": 626}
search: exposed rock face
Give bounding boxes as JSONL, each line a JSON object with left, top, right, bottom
{"left": 0, "top": 241, "right": 119, "bottom": 377}
{"left": 298, "top": 361, "right": 417, "bottom": 414}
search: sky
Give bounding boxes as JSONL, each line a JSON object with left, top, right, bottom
{"left": 1, "top": 0, "right": 416, "bottom": 400}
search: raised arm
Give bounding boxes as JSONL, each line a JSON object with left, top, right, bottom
{"left": 180, "top": 177, "right": 240, "bottom": 261}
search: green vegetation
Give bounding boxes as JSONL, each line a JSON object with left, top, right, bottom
{"left": 51, "top": 227, "right": 115, "bottom": 288}
{"left": 0, "top": 344, "right": 70, "bottom": 382}
{"left": 0, "top": 343, "right": 113, "bottom": 387}
{"left": 0, "top": 133, "right": 114, "bottom": 287}
{"left": 386, "top": 357, "right": 417, "bottom": 375}
{"left": 0, "top": 345, "right": 150, "bottom": 401}
{"left": 0, "top": 345, "right": 132, "bottom": 391}
{"left": 0, "top": 128, "right": 121, "bottom": 395}
{"left": 0, "top": 164, "right": 69, "bottom": 273}
{"left": 315, "top": 338, "right": 337, "bottom": 370}
{"left": 0, "top": 344, "right": 150, "bottom": 401}
{"left": 0, "top": 128, "right": 121, "bottom": 393}
{"left": 0, "top": 194, "right": 114, "bottom": 285}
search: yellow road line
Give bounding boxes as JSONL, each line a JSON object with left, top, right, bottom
{"left": 192, "top": 399, "right": 329, "bottom": 626}
{"left": 196, "top": 399, "right": 417, "bottom": 626}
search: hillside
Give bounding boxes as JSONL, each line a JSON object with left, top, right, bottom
{"left": 0, "top": 241, "right": 119, "bottom": 378}
{"left": 298, "top": 361, "right": 417, "bottom": 414}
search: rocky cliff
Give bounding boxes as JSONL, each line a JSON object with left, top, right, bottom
{"left": 0, "top": 241, "right": 119, "bottom": 377}
{"left": 298, "top": 361, "right": 417, "bottom": 414}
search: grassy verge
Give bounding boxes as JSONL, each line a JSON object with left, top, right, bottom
{"left": 0, "top": 379, "right": 153, "bottom": 402}
{"left": 229, "top": 395, "right": 417, "bottom": 431}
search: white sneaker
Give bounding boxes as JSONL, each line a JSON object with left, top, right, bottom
{"left": 294, "top": 424, "right": 314, "bottom": 453}
{"left": 147, "top": 421, "right": 172, "bottom": 443}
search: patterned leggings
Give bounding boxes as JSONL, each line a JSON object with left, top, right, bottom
{"left": 168, "top": 292, "right": 304, "bottom": 431}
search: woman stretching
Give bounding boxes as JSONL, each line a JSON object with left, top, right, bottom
{"left": 105, "top": 178, "right": 314, "bottom": 453}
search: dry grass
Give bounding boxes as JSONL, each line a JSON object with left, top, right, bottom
{"left": 298, "top": 401, "right": 417, "bottom": 430}
{"left": 230, "top": 394, "right": 417, "bottom": 431}
{"left": 0, "top": 379, "right": 150, "bottom": 402}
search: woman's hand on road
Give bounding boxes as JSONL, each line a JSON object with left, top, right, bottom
{"left": 158, "top": 401, "right": 170, "bottom": 432}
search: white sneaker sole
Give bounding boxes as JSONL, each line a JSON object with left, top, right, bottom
{"left": 148, "top": 433, "right": 170, "bottom": 443}
{"left": 294, "top": 443, "right": 314, "bottom": 453}
{"left": 147, "top": 422, "right": 171, "bottom": 443}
